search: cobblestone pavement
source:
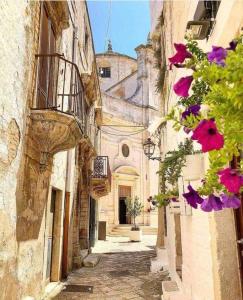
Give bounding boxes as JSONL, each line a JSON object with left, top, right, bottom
{"left": 54, "top": 236, "right": 168, "bottom": 300}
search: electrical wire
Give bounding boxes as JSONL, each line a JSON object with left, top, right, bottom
{"left": 105, "top": 125, "right": 146, "bottom": 133}
{"left": 104, "top": 0, "right": 112, "bottom": 52}
{"left": 100, "top": 128, "right": 146, "bottom": 137}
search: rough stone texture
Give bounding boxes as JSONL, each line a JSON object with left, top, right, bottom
{"left": 150, "top": 1, "right": 243, "bottom": 299}
{"left": 54, "top": 236, "right": 169, "bottom": 300}
{"left": 0, "top": 1, "right": 102, "bottom": 299}
{"left": 82, "top": 254, "right": 100, "bottom": 268}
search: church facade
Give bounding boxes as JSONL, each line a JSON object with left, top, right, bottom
{"left": 96, "top": 42, "right": 160, "bottom": 231}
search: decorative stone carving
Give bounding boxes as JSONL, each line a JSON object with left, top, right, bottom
{"left": 29, "top": 110, "right": 83, "bottom": 172}
{"left": 45, "top": 1, "right": 69, "bottom": 36}
{"left": 81, "top": 63, "right": 100, "bottom": 105}
{"left": 16, "top": 109, "right": 84, "bottom": 241}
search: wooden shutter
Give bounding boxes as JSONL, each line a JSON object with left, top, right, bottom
{"left": 37, "top": 4, "right": 56, "bottom": 108}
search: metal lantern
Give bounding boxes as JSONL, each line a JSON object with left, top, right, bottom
{"left": 186, "top": 20, "right": 211, "bottom": 40}
{"left": 143, "top": 138, "right": 156, "bottom": 159}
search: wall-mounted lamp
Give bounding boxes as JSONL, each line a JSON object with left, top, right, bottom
{"left": 143, "top": 138, "right": 162, "bottom": 162}
{"left": 186, "top": 20, "right": 211, "bottom": 40}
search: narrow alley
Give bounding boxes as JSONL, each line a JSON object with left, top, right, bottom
{"left": 1, "top": 1, "right": 243, "bottom": 300}
{"left": 54, "top": 236, "right": 168, "bottom": 300}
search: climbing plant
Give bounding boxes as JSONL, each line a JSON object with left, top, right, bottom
{"left": 165, "top": 35, "right": 243, "bottom": 212}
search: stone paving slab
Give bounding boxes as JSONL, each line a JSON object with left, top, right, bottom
{"left": 54, "top": 236, "right": 169, "bottom": 300}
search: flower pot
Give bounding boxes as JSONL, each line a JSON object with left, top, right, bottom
{"left": 182, "top": 153, "right": 204, "bottom": 181}
{"left": 129, "top": 229, "right": 142, "bottom": 242}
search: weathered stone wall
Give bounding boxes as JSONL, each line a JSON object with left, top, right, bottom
{"left": 0, "top": 1, "right": 101, "bottom": 299}
{"left": 0, "top": 1, "right": 43, "bottom": 298}
{"left": 150, "top": 0, "right": 243, "bottom": 299}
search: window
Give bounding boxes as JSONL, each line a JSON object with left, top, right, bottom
{"left": 194, "top": 0, "right": 221, "bottom": 21}
{"left": 84, "top": 31, "right": 89, "bottom": 56}
{"left": 122, "top": 144, "right": 130, "bottom": 158}
{"left": 99, "top": 67, "right": 111, "bottom": 78}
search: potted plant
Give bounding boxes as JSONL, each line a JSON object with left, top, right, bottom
{"left": 125, "top": 196, "right": 143, "bottom": 242}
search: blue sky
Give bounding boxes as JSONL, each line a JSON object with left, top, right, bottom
{"left": 87, "top": 0, "right": 150, "bottom": 58}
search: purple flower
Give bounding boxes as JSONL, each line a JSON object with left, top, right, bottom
{"left": 201, "top": 194, "right": 224, "bottom": 212}
{"left": 171, "top": 197, "right": 179, "bottom": 202}
{"left": 191, "top": 119, "right": 224, "bottom": 152}
{"left": 227, "top": 40, "right": 237, "bottom": 51}
{"left": 183, "top": 127, "right": 191, "bottom": 134}
{"left": 207, "top": 46, "right": 227, "bottom": 66}
{"left": 173, "top": 76, "right": 193, "bottom": 97}
{"left": 181, "top": 105, "right": 201, "bottom": 120}
{"left": 169, "top": 43, "right": 192, "bottom": 66}
{"left": 218, "top": 168, "right": 243, "bottom": 194}
{"left": 183, "top": 185, "right": 204, "bottom": 209}
{"left": 221, "top": 193, "right": 241, "bottom": 209}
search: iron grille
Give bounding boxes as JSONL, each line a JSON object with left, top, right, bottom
{"left": 92, "top": 156, "right": 111, "bottom": 185}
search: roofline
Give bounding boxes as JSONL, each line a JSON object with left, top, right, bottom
{"left": 105, "top": 70, "right": 138, "bottom": 92}
{"left": 96, "top": 52, "right": 137, "bottom": 61}
{"left": 84, "top": 1, "right": 102, "bottom": 107}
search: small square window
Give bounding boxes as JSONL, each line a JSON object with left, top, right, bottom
{"left": 99, "top": 67, "right": 111, "bottom": 78}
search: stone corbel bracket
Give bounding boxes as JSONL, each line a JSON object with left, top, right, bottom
{"left": 28, "top": 109, "right": 84, "bottom": 172}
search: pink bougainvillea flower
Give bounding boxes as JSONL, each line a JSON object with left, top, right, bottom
{"left": 218, "top": 168, "right": 243, "bottom": 194}
{"left": 221, "top": 193, "right": 241, "bottom": 209}
{"left": 201, "top": 194, "right": 224, "bottom": 212}
{"left": 183, "top": 185, "right": 204, "bottom": 209}
{"left": 191, "top": 119, "right": 224, "bottom": 152}
{"left": 169, "top": 43, "right": 192, "bottom": 66}
{"left": 173, "top": 76, "right": 193, "bottom": 97}
{"left": 207, "top": 46, "right": 227, "bottom": 66}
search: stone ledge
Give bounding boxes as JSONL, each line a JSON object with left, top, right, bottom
{"left": 83, "top": 254, "right": 100, "bottom": 267}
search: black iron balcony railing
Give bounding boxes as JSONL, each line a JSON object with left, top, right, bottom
{"left": 92, "top": 156, "right": 111, "bottom": 182}
{"left": 33, "top": 53, "right": 89, "bottom": 134}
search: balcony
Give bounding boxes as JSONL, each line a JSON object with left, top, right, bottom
{"left": 29, "top": 53, "right": 91, "bottom": 171}
{"left": 91, "top": 156, "right": 111, "bottom": 198}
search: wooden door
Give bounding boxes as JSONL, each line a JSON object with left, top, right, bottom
{"left": 62, "top": 192, "right": 70, "bottom": 279}
{"left": 89, "top": 197, "right": 96, "bottom": 247}
{"left": 46, "top": 189, "right": 56, "bottom": 281}
{"left": 37, "top": 4, "right": 56, "bottom": 108}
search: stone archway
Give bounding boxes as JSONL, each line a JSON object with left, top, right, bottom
{"left": 113, "top": 165, "right": 140, "bottom": 225}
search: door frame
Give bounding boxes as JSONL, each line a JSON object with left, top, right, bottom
{"left": 44, "top": 187, "right": 63, "bottom": 284}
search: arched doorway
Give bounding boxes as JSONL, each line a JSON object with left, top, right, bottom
{"left": 113, "top": 165, "right": 140, "bottom": 225}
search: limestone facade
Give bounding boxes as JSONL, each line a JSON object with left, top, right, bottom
{"left": 150, "top": 1, "right": 243, "bottom": 299}
{"left": 0, "top": 1, "right": 106, "bottom": 299}
{"left": 96, "top": 44, "right": 160, "bottom": 232}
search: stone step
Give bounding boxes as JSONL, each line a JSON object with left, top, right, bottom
{"left": 161, "top": 281, "right": 182, "bottom": 300}
{"left": 83, "top": 254, "right": 100, "bottom": 268}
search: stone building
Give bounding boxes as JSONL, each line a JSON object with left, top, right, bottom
{"left": 150, "top": 0, "right": 243, "bottom": 299}
{"left": 0, "top": 1, "right": 110, "bottom": 299}
{"left": 96, "top": 42, "right": 160, "bottom": 233}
